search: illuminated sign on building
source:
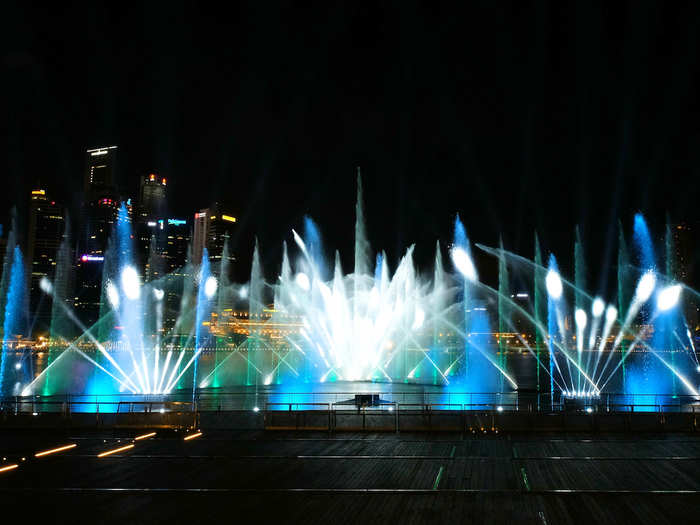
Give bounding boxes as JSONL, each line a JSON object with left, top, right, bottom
{"left": 221, "top": 214, "right": 237, "bottom": 223}
{"left": 81, "top": 255, "right": 105, "bottom": 262}
{"left": 147, "top": 221, "right": 157, "bottom": 227}
{"left": 195, "top": 212, "right": 206, "bottom": 219}
{"left": 31, "top": 189, "right": 45, "bottom": 196}
{"left": 168, "top": 219, "right": 186, "bottom": 226}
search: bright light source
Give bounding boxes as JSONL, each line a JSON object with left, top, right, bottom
{"left": 264, "top": 374, "right": 273, "bottom": 385}
{"left": 39, "top": 277, "right": 52, "bottom": 294}
{"left": 592, "top": 298, "right": 605, "bottom": 318}
{"left": 14, "top": 362, "right": 21, "bottom": 370}
{"left": 134, "top": 432, "right": 156, "bottom": 441}
{"left": 545, "top": 269, "right": 563, "bottom": 299}
{"left": 183, "top": 432, "right": 202, "bottom": 441}
{"left": 106, "top": 281, "right": 120, "bottom": 309}
{"left": 121, "top": 266, "right": 141, "bottom": 300}
{"left": 605, "top": 305, "right": 617, "bottom": 323}
{"left": 0, "top": 464, "right": 18, "bottom": 474}
{"left": 450, "top": 247, "right": 477, "bottom": 282}
{"left": 253, "top": 407, "right": 260, "bottom": 413}
{"left": 412, "top": 307, "right": 425, "bottom": 330}
{"left": 657, "top": 284, "right": 682, "bottom": 312}
{"left": 160, "top": 408, "right": 165, "bottom": 414}
{"left": 204, "top": 276, "right": 218, "bottom": 299}
{"left": 575, "top": 309, "right": 587, "bottom": 330}
{"left": 586, "top": 407, "right": 593, "bottom": 414}
{"left": 97, "top": 444, "right": 134, "bottom": 458}
{"left": 295, "top": 272, "right": 310, "bottom": 291}
{"left": 239, "top": 286, "right": 248, "bottom": 299}
{"left": 388, "top": 406, "right": 394, "bottom": 412}
{"left": 496, "top": 406, "right": 504, "bottom": 412}
{"left": 635, "top": 271, "right": 656, "bottom": 303}
{"left": 35, "top": 444, "right": 76, "bottom": 457}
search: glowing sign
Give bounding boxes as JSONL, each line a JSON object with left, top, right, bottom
{"left": 158, "top": 219, "right": 164, "bottom": 230}
{"left": 147, "top": 221, "right": 157, "bottom": 227}
{"left": 90, "top": 150, "right": 108, "bottom": 156}
{"left": 221, "top": 214, "right": 236, "bottom": 223}
{"left": 162, "top": 178, "right": 166, "bottom": 185}
{"left": 149, "top": 174, "right": 155, "bottom": 181}
{"left": 31, "top": 189, "right": 45, "bottom": 196}
{"left": 195, "top": 212, "right": 206, "bottom": 219}
{"left": 168, "top": 219, "right": 186, "bottom": 226}
{"left": 81, "top": 255, "right": 104, "bottom": 262}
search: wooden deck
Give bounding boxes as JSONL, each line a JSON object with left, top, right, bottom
{"left": 0, "top": 430, "right": 698, "bottom": 523}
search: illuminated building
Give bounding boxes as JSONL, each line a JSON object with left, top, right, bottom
{"left": 210, "top": 308, "right": 303, "bottom": 340}
{"left": 84, "top": 146, "right": 117, "bottom": 201}
{"left": 192, "top": 202, "right": 237, "bottom": 269}
{"left": 26, "top": 189, "right": 66, "bottom": 330}
{"left": 163, "top": 218, "right": 192, "bottom": 331}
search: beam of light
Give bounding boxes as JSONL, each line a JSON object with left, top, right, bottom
{"left": 597, "top": 305, "right": 617, "bottom": 353}
{"left": 156, "top": 350, "right": 173, "bottom": 394}
{"left": 204, "top": 276, "right": 218, "bottom": 298}
{"left": 0, "top": 464, "right": 18, "bottom": 473}
{"left": 183, "top": 432, "right": 202, "bottom": 441}
{"left": 163, "top": 349, "right": 187, "bottom": 393}
{"left": 295, "top": 272, "right": 310, "bottom": 291}
{"left": 545, "top": 269, "right": 563, "bottom": 300}
{"left": 34, "top": 444, "right": 76, "bottom": 457}
{"left": 635, "top": 270, "right": 656, "bottom": 302}
{"left": 575, "top": 308, "right": 587, "bottom": 331}
{"left": 592, "top": 298, "right": 604, "bottom": 318}
{"left": 657, "top": 284, "right": 682, "bottom": 311}
{"left": 153, "top": 288, "right": 164, "bottom": 301}
{"left": 450, "top": 247, "right": 477, "bottom": 282}
{"left": 97, "top": 444, "right": 134, "bottom": 458}
{"left": 134, "top": 432, "right": 156, "bottom": 441}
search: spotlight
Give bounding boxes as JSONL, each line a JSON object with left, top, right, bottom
{"left": 586, "top": 407, "right": 593, "bottom": 414}
{"left": 106, "top": 281, "right": 120, "bottom": 309}
{"left": 14, "top": 362, "right": 21, "bottom": 370}
{"left": 575, "top": 309, "right": 587, "bottom": 330}
{"left": 496, "top": 406, "right": 504, "bottom": 412}
{"left": 592, "top": 298, "right": 604, "bottom": 318}
{"left": 635, "top": 271, "right": 656, "bottom": 303}
{"left": 657, "top": 284, "right": 682, "bottom": 312}
{"left": 295, "top": 272, "right": 310, "bottom": 291}
{"left": 545, "top": 269, "right": 563, "bottom": 300}
{"left": 239, "top": 286, "right": 248, "bottom": 299}
{"left": 450, "top": 247, "right": 477, "bottom": 282}
{"left": 39, "top": 277, "right": 52, "bottom": 294}
{"left": 253, "top": 406, "right": 260, "bottom": 412}
{"left": 153, "top": 288, "right": 164, "bottom": 301}
{"left": 204, "top": 276, "right": 218, "bottom": 299}
{"left": 121, "top": 266, "right": 141, "bottom": 300}
{"left": 605, "top": 305, "right": 617, "bottom": 323}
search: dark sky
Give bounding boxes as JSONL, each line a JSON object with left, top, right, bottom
{"left": 2, "top": 1, "right": 699, "bottom": 289}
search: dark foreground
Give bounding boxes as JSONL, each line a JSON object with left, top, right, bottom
{"left": 0, "top": 428, "right": 698, "bottom": 524}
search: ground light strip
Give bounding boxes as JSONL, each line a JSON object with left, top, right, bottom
{"left": 183, "top": 432, "right": 202, "bottom": 441}
{"left": 35, "top": 444, "right": 77, "bottom": 457}
{"left": 0, "top": 464, "right": 19, "bottom": 473}
{"left": 134, "top": 432, "right": 156, "bottom": 441}
{"left": 97, "top": 444, "right": 135, "bottom": 458}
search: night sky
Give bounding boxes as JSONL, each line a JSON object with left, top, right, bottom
{"left": 2, "top": 1, "right": 699, "bottom": 289}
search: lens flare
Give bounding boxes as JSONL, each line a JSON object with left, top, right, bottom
{"left": 450, "top": 247, "right": 477, "bottom": 282}
{"left": 657, "top": 284, "right": 681, "bottom": 311}
{"left": 545, "top": 269, "right": 563, "bottom": 300}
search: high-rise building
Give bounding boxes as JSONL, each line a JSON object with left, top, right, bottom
{"left": 192, "top": 202, "right": 237, "bottom": 269}
{"left": 163, "top": 218, "right": 192, "bottom": 332}
{"left": 138, "top": 173, "right": 167, "bottom": 219}
{"left": 84, "top": 146, "right": 117, "bottom": 201}
{"left": 26, "top": 189, "right": 65, "bottom": 332}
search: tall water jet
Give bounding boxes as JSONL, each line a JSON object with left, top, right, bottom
{"left": 533, "top": 233, "right": 545, "bottom": 392}
{"left": 574, "top": 226, "right": 586, "bottom": 390}
{"left": 0, "top": 209, "right": 18, "bottom": 340}
{"left": 45, "top": 214, "right": 73, "bottom": 395}
{"left": 1, "top": 246, "right": 27, "bottom": 394}
{"left": 497, "top": 237, "right": 510, "bottom": 393}
{"left": 546, "top": 254, "right": 561, "bottom": 407}
{"left": 248, "top": 239, "right": 264, "bottom": 385}
{"left": 353, "top": 168, "right": 371, "bottom": 279}
{"left": 616, "top": 222, "right": 632, "bottom": 392}
{"left": 453, "top": 215, "right": 471, "bottom": 379}
{"left": 193, "top": 249, "right": 213, "bottom": 393}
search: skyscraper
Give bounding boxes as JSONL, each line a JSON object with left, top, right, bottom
{"left": 26, "top": 189, "right": 65, "bottom": 332}
{"left": 192, "top": 202, "right": 237, "bottom": 268}
{"left": 84, "top": 146, "right": 117, "bottom": 201}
